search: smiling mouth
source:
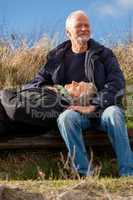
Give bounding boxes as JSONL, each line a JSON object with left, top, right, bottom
{"left": 78, "top": 34, "right": 89, "bottom": 37}
{"left": 77, "top": 35, "right": 89, "bottom": 40}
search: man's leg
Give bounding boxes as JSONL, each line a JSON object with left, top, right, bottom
{"left": 57, "top": 110, "right": 91, "bottom": 176}
{"left": 100, "top": 105, "right": 133, "bottom": 176}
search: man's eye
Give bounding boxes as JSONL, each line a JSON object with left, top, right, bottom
{"left": 74, "top": 24, "right": 81, "bottom": 28}
{"left": 75, "top": 24, "right": 89, "bottom": 29}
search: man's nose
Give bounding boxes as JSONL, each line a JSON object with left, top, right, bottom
{"left": 72, "top": 81, "right": 77, "bottom": 86}
{"left": 80, "top": 25, "right": 87, "bottom": 31}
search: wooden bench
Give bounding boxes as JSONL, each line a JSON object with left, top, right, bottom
{"left": 0, "top": 84, "right": 132, "bottom": 150}
{"left": 0, "top": 128, "right": 133, "bottom": 150}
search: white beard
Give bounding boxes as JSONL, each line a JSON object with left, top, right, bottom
{"left": 77, "top": 35, "right": 89, "bottom": 44}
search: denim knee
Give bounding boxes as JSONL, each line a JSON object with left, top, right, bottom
{"left": 101, "top": 105, "right": 124, "bottom": 124}
{"left": 57, "top": 110, "right": 81, "bottom": 127}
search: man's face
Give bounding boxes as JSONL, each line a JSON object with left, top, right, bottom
{"left": 65, "top": 81, "right": 94, "bottom": 97}
{"left": 66, "top": 14, "right": 91, "bottom": 45}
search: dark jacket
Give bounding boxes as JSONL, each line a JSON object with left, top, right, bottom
{"left": 29, "top": 39, "right": 125, "bottom": 111}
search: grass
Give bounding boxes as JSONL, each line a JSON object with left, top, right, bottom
{"left": 127, "top": 119, "right": 133, "bottom": 129}
{"left": 114, "top": 42, "right": 133, "bottom": 83}
{"left": 0, "top": 149, "right": 122, "bottom": 181}
{"left": 0, "top": 36, "right": 53, "bottom": 88}
{"left": 0, "top": 151, "right": 58, "bottom": 180}
{"left": 0, "top": 151, "right": 133, "bottom": 199}
{"left": 125, "top": 90, "right": 133, "bottom": 128}
{"left": 0, "top": 177, "right": 133, "bottom": 199}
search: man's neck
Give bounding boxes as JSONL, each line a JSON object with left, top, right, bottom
{"left": 71, "top": 42, "right": 88, "bottom": 53}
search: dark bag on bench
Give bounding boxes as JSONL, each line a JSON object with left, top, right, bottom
{"left": 0, "top": 87, "right": 70, "bottom": 128}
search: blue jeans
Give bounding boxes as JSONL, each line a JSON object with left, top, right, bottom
{"left": 57, "top": 105, "right": 133, "bottom": 176}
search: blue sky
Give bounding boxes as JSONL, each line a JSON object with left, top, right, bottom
{"left": 0, "top": 0, "right": 133, "bottom": 45}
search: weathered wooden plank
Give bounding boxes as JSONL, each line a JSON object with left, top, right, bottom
{"left": 0, "top": 129, "right": 132, "bottom": 150}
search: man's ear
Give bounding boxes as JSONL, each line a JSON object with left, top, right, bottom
{"left": 66, "top": 29, "right": 71, "bottom": 38}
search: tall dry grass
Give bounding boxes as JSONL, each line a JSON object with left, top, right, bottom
{"left": 0, "top": 36, "right": 53, "bottom": 89}
{"left": 114, "top": 42, "right": 133, "bottom": 83}
{"left": 0, "top": 36, "right": 133, "bottom": 89}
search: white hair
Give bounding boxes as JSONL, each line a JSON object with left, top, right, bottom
{"left": 65, "top": 10, "right": 88, "bottom": 30}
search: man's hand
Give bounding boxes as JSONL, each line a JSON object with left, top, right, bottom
{"left": 68, "top": 105, "right": 96, "bottom": 114}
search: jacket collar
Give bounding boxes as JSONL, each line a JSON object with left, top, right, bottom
{"left": 88, "top": 39, "right": 104, "bottom": 54}
{"left": 50, "top": 39, "right": 104, "bottom": 60}
{"left": 60, "top": 39, "right": 104, "bottom": 54}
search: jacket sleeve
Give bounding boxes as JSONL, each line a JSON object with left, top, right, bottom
{"left": 90, "top": 49, "right": 125, "bottom": 110}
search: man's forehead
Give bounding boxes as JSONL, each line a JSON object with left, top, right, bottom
{"left": 68, "top": 15, "right": 90, "bottom": 29}
{"left": 71, "top": 14, "right": 89, "bottom": 23}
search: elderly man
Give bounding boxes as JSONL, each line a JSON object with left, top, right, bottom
{"left": 30, "top": 10, "right": 133, "bottom": 177}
